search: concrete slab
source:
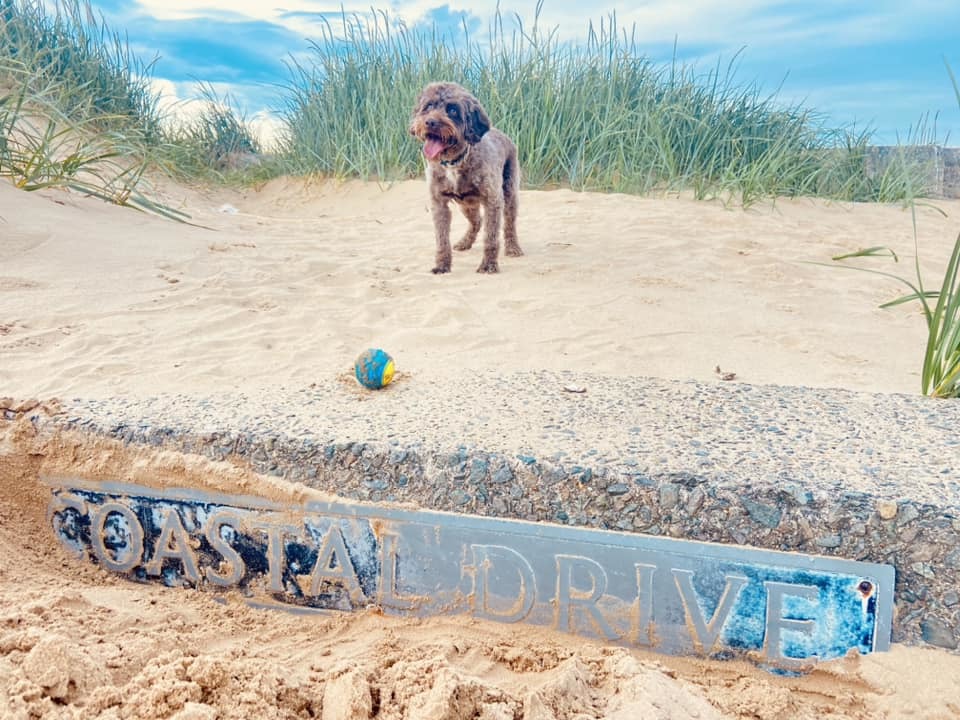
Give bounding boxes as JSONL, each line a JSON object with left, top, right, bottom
{"left": 17, "top": 370, "right": 960, "bottom": 648}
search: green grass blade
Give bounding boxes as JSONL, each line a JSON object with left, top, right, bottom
{"left": 924, "top": 231, "right": 960, "bottom": 396}
{"left": 832, "top": 246, "right": 899, "bottom": 262}
{"left": 878, "top": 291, "right": 940, "bottom": 309}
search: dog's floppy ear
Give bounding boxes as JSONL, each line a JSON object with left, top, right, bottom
{"left": 408, "top": 91, "right": 426, "bottom": 136}
{"left": 463, "top": 97, "right": 491, "bottom": 144}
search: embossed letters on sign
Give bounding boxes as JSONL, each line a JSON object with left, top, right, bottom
{"left": 45, "top": 479, "right": 894, "bottom": 669}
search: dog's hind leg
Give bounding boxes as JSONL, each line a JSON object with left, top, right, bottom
{"left": 502, "top": 149, "right": 522, "bottom": 257}
{"left": 454, "top": 199, "right": 481, "bottom": 251}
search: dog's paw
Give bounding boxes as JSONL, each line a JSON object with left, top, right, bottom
{"left": 476, "top": 261, "right": 499, "bottom": 274}
{"left": 453, "top": 240, "right": 474, "bottom": 252}
{"left": 431, "top": 265, "right": 451, "bottom": 274}
{"left": 505, "top": 243, "right": 524, "bottom": 257}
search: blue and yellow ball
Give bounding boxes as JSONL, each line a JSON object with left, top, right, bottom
{"left": 354, "top": 348, "right": 395, "bottom": 390}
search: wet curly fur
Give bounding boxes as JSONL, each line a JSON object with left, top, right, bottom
{"left": 409, "top": 82, "right": 522, "bottom": 274}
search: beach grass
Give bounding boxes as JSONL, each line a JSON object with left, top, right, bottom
{"left": 0, "top": 0, "right": 160, "bottom": 138}
{"left": 0, "top": 0, "right": 266, "bottom": 214}
{"left": 826, "top": 64, "right": 960, "bottom": 398}
{"left": 0, "top": 0, "right": 950, "bottom": 207}
{"left": 157, "top": 83, "right": 282, "bottom": 184}
{"left": 829, "top": 213, "right": 960, "bottom": 398}
{"left": 279, "top": 5, "right": 938, "bottom": 203}
{"left": 0, "top": 0, "right": 181, "bottom": 216}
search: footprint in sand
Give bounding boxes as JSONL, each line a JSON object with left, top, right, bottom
{"left": 0, "top": 277, "right": 43, "bottom": 291}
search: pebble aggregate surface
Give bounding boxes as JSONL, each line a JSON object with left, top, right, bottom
{"left": 10, "top": 370, "right": 960, "bottom": 647}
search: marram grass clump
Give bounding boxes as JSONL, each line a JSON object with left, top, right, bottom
{"left": 0, "top": 0, "right": 161, "bottom": 139}
{"left": 825, "top": 65, "right": 960, "bottom": 399}
{"left": 829, "top": 215, "right": 960, "bottom": 399}
{"left": 158, "top": 83, "right": 280, "bottom": 184}
{"left": 279, "top": 6, "right": 935, "bottom": 203}
{"left": 0, "top": 0, "right": 177, "bottom": 215}
{"left": 0, "top": 0, "right": 946, "bottom": 209}
{"left": 0, "top": 0, "right": 270, "bottom": 213}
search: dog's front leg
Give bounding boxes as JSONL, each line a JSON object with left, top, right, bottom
{"left": 431, "top": 197, "right": 453, "bottom": 274}
{"left": 453, "top": 199, "right": 481, "bottom": 251}
{"left": 476, "top": 197, "right": 502, "bottom": 273}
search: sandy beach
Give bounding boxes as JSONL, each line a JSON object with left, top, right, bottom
{"left": 3, "top": 177, "right": 960, "bottom": 400}
{"left": 3, "top": 177, "right": 960, "bottom": 718}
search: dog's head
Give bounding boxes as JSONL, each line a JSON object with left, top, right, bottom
{"left": 409, "top": 82, "right": 491, "bottom": 163}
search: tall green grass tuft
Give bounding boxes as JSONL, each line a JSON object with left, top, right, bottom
{"left": 825, "top": 64, "right": 960, "bottom": 398}
{"left": 0, "top": 0, "right": 231, "bottom": 217}
{"left": 0, "top": 0, "right": 161, "bottom": 139}
{"left": 280, "top": 5, "right": 933, "bottom": 202}
{"left": 0, "top": 0, "right": 947, "bottom": 205}
{"left": 158, "top": 83, "right": 277, "bottom": 184}
{"left": 830, "top": 211, "right": 960, "bottom": 398}
{"left": 0, "top": 0, "right": 273, "bottom": 190}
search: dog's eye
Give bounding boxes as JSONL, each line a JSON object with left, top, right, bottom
{"left": 446, "top": 104, "right": 460, "bottom": 118}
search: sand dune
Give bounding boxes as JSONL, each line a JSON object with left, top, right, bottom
{"left": 3, "top": 177, "right": 959, "bottom": 399}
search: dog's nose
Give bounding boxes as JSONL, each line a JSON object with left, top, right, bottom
{"left": 426, "top": 118, "right": 441, "bottom": 130}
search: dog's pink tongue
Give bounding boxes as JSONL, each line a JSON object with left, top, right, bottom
{"left": 423, "top": 138, "right": 445, "bottom": 160}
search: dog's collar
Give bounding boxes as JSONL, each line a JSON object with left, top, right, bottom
{"left": 440, "top": 145, "right": 470, "bottom": 167}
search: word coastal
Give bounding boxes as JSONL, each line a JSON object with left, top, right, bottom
{"left": 46, "top": 479, "right": 894, "bottom": 669}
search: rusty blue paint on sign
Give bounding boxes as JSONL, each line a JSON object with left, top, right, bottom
{"left": 46, "top": 478, "right": 894, "bottom": 670}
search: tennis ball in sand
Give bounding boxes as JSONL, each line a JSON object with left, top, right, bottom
{"left": 354, "top": 348, "right": 395, "bottom": 389}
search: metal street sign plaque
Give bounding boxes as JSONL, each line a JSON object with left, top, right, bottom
{"left": 46, "top": 478, "right": 894, "bottom": 670}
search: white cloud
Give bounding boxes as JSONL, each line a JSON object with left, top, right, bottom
{"left": 496, "top": 1, "right": 946, "bottom": 52}
{"left": 129, "top": 0, "right": 414, "bottom": 26}
{"left": 122, "top": 1, "right": 959, "bottom": 55}
{"left": 148, "top": 77, "right": 284, "bottom": 149}
{"left": 249, "top": 112, "right": 284, "bottom": 150}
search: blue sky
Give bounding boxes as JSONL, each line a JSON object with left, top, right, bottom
{"left": 89, "top": 1, "right": 960, "bottom": 146}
